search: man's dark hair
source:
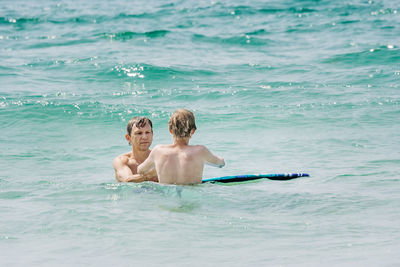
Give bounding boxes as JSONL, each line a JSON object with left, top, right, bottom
{"left": 127, "top": 117, "right": 153, "bottom": 135}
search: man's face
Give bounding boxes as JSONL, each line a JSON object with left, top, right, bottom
{"left": 127, "top": 123, "right": 153, "bottom": 151}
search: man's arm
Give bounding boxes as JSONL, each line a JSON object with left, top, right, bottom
{"left": 202, "top": 146, "right": 225, "bottom": 168}
{"left": 113, "top": 157, "right": 156, "bottom": 183}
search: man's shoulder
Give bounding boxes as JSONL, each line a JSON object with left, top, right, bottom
{"left": 113, "top": 152, "right": 131, "bottom": 166}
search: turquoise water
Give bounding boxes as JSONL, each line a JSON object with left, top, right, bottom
{"left": 1, "top": 0, "right": 399, "bottom": 265}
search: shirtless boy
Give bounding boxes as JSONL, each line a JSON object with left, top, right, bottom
{"left": 138, "top": 109, "right": 225, "bottom": 185}
{"left": 113, "top": 116, "right": 158, "bottom": 182}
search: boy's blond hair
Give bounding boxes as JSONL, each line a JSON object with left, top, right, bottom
{"left": 169, "top": 109, "right": 197, "bottom": 138}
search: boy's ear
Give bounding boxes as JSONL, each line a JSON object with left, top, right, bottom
{"left": 169, "top": 128, "right": 173, "bottom": 134}
{"left": 190, "top": 128, "right": 196, "bottom": 136}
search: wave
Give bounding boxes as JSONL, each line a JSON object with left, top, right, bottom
{"left": 339, "top": 19, "right": 361, "bottom": 25}
{"left": 245, "top": 29, "right": 269, "bottom": 36}
{"left": 0, "top": 92, "right": 201, "bottom": 122}
{"left": 105, "top": 63, "right": 217, "bottom": 81}
{"left": 0, "top": 16, "right": 42, "bottom": 25}
{"left": 259, "top": 7, "right": 317, "bottom": 14}
{"left": 0, "top": 96, "right": 124, "bottom": 124}
{"left": 0, "top": 15, "right": 97, "bottom": 27}
{"left": 116, "top": 10, "right": 173, "bottom": 20}
{"left": 99, "top": 30, "right": 169, "bottom": 41}
{"left": 192, "top": 33, "right": 274, "bottom": 46}
{"left": 179, "top": 4, "right": 318, "bottom": 16}
{"left": 0, "top": 8, "right": 173, "bottom": 27}
{"left": 322, "top": 46, "right": 400, "bottom": 66}
{"left": 26, "top": 38, "right": 97, "bottom": 49}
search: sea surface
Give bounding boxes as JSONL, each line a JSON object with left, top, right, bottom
{"left": 1, "top": 0, "right": 399, "bottom": 266}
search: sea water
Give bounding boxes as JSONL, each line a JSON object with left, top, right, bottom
{"left": 1, "top": 0, "right": 399, "bottom": 266}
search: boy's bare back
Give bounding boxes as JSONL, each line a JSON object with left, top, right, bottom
{"left": 137, "top": 109, "right": 224, "bottom": 185}
{"left": 145, "top": 143, "right": 223, "bottom": 184}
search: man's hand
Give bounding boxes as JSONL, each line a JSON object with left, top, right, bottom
{"left": 113, "top": 156, "right": 158, "bottom": 183}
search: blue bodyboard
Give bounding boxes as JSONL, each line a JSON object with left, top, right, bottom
{"left": 202, "top": 173, "right": 309, "bottom": 183}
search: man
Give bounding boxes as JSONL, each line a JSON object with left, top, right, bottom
{"left": 138, "top": 109, "right": 224, "bottom": 185}
{"left": 113, "top": 116, "right": 158, "bottom": 182}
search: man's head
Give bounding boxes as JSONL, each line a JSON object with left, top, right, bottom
{"left": 169, "top": 109, "right": 197, "bottom": 138}
{"left": 127, "top": 116, "right": 153, "bottom": 136}
{"left": 126, "top": 116, "right": 153, "bottom": 151}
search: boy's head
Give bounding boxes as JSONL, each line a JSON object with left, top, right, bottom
{"left": 169, "top": 109, "right": 197, "bottom": 138}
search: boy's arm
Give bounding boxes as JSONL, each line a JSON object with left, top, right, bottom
{"left": 202, "top": 146, "right": 225, "bottom": 168}
{"left": 113, "top": 157, "right": 155, "bottom": 182}
{"left": 137, "top": 148, "right": 156, "bottom": 175}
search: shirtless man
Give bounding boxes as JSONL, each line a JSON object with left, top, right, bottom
{"left": 113, "top": 116, "right": 158, "bottom": 182}
{"left": 138, "top": 109, "right": 224, "bottom": 185}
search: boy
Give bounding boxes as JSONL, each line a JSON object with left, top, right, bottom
{"left": 138, "top": 109, "right": 225, "bottom": 185}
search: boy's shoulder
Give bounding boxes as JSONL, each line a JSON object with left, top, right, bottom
{"left": 191, "top": 144, "right": 206, "bottom": 150}
{"left": 187, "top": 144, "right": 208, "bottom": 154}
{"left": 152, "top": 144, "right": 207, "bottom": 154}
{"left": 152, "top": 144, "right": 174, "bottom": 152}
{"left": 153, "top": 144, "right": 173, "bottom": 148}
